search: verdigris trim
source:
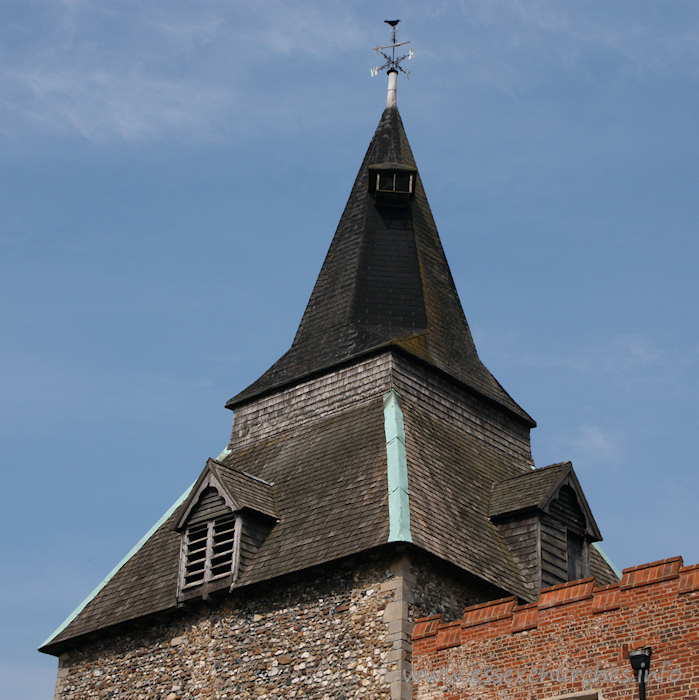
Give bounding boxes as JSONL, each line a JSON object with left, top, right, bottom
{"left": 216, "top": 446, "right": 232, "bottom": 461}
{"left": 383, "top": 389, "right": 412, "bottom": 543}
{"left": 592, "top": 542, "right": 622, "bottom": 579}
{"left": 41, "top": 482, "right": 195, "bottom": 649}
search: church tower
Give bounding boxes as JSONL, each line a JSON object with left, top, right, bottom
{"left": 41, "top": 26, "right": 617, "bottom": 699}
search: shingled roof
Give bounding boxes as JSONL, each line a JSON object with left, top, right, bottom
{"left": 227, "top": 106, "right": 534, "bottom": 427}
{"left": 41, "top": 399, "right": 389, "bottom": 652}
{"left": 490, "top": 461, "right": 602, "bottom": 540}
{"left": 41, "top": 93, "right": 616, "bottom": 657}
{"left": 41, "top": 391, "right": 536, "bottom": 653}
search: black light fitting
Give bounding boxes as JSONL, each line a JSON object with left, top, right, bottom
{"left": 628, "top": 647, "right": 653, "bottom": 700}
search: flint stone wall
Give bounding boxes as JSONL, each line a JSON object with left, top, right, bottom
{"left": 55, "top": 551, "right": 491, "bottom": 700}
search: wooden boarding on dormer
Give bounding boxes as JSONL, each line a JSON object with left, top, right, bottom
{"left": 175, "top": 459, "right": 278, "bottom": 602}
{"left": 490, "top": 461, "right": 601, "bottom": 541}
{"left": 490, "top": 462, "right": 608, "bottom": 593}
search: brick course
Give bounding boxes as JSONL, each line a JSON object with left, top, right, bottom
{"left": 413, "top": 556, "right": 699, "bottom": 699}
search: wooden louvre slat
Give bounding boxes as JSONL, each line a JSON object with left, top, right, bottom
{"left": 182, "top": 512, "right": 237, "bottom": 589}
{"left": 209, "top": 514, "right": 235, "bottom": 578}
{"left": 183, "top": 522, "right": 210, "bottom": 588}
{"left": 212, "top": 543, "right": 233, "bottom": 556}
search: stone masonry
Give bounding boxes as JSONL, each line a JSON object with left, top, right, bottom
{"left": 54, "top": 548, "right": 496, "bottom": 699}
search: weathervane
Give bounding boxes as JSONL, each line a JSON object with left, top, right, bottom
{"left": 371, "top": 20, "right": 414, "bottom": 79}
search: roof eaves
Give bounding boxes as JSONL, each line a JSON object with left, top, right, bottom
{"left": 227, "top": 341, "right": 535, "bottom": 428}
{"left": 39, "top": 482, "right": 194, "bottom": 653}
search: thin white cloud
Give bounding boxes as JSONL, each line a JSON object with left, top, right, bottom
{"left": 3, "top": 2, "right": 697, "bottom": 144}
{"left": 0, "top": 1, "right": 366, "bottom": 144}
{"left": 428, "top": 1, "right": 699, "bottom": 90}
{"left": 489, "top": 332, "right": 694, "bottom": 397}
{"left": 560, "top": 334, "right": 665, "bottom": 379}
{"left": 3, "top": 64, "right": 239, "bottom": 142}
{"left": 554, "top": 424, "right": 623, "bottom": 467}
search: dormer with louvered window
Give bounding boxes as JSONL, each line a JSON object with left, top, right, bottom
{"left": 179, "top": 486, "right": 238, "bottom": 599}
{"left": 175, "top": 459, "right": 278, "bottom": 603}
{"left": 490, "top": 462, "right": 603, "bottom": 595}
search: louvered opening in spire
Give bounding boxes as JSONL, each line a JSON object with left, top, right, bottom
{"left": 228, "top": 105, "right": 533, "bottom": 427}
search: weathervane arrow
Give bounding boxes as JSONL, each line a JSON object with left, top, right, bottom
{"left": 370, "top": 19, "right": 414, "bottom": 79}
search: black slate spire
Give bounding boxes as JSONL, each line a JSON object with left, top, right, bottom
{"left": 228, "top": 104, "right": 533, "bottom": 426}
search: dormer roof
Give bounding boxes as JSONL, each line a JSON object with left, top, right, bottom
{"left": 175, "top": 459, "right": 277, "bottom": 531}
{"left": 490, "top": 461, "right": 602, "bottom": 541}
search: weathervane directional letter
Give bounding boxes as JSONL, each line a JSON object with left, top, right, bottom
{"left": 370, "top": 19, "right": 414, "bottom": 79}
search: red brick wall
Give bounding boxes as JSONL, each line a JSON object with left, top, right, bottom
{"left": 413, "top": 557, "right": 699, "bottom": 699}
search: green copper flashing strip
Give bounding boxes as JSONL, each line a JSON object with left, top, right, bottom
{"left": 216, "top": 446, "right": 232, "bottom": 461}
{"left": 383, "top": 389, "right": 412, "bottom": 543}
{"left": 592, "top": 542, "right": 623, "bottom": 579}
{"left": 41, "top": 482, "right": 195, "bottom": 649}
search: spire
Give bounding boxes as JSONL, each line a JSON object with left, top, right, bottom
{"left": 228, "top": 30, "right": 533, "bottom": 427}
{"left": 228, "top": 116, "right": 532, "bottom": 424}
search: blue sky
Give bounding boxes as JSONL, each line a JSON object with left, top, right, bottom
{"left": 2, "top": 2, "right": 698, "bottom": 697}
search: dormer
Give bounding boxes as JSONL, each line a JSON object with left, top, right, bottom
{"left": 490, "top": 462, "right": 603, "bottom": 595}
{"left": 175, "top": 459, "right": 277, "bottom": 603}
{"left": 368, "top": 163, "right": 416, "bottom": 206}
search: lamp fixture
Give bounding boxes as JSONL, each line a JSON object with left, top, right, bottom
{"left": 628, "top": 647, "right": 652, "bottom": 700}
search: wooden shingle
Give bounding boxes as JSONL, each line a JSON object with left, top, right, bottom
{"left": 227, "top": 106, "right": 534, "bottom": 429}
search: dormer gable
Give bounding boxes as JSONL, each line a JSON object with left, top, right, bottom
{"left": 490, "top": 462, "right": 603, "bottom": 594}
{"left": 175, "top": 459, "right": 277, "bottom": 602}
{"left": 176, "top": 468, "right": 237, "bottom": 530}
{"left": 490, "top": 462, "right": 601, "bottom": 538}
